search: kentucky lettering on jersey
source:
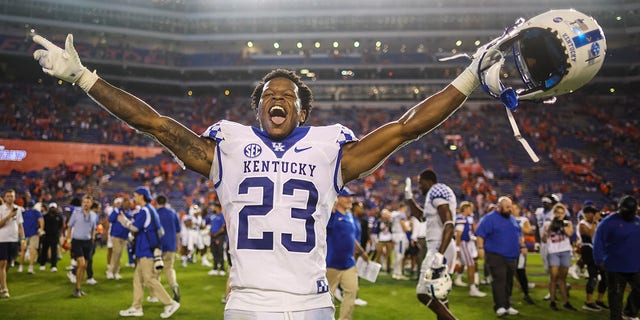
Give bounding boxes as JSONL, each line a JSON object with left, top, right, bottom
{"left": 243, "top": 160, "right": 317, "bottom": 177}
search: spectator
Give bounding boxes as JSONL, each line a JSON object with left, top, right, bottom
{"left": 0, "top": 189, "right": 24, "bottom": 298}
{"left": 475, "top": 196, "right": 523, "bottom": 316}
{"left": 542, "top": 203, "right": 577, "bottom": 311}
{"left": 593, "top": 195, "right": 640, "bottom": 320}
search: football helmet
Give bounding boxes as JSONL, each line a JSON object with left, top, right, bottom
{"left": 416, "top": 267, "right": 452, "bottom": 301}
{"left": 479, "top": 9, "right": 606, "bottom": 106}
{"left": 188, "top": 204, "right": 202, "bottom": 216}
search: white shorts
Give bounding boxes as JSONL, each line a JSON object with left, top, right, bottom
{"left": 183, "top": 229, "right": 205, "bottom": 251}
{"left": 426, "top": 239, "right": 457, "bottom": 274}
{"left": 458, "top": 240, "right": 478, "bottom": 267}
{"left": 224, "top": 307, "right": 334, "bottom": 320}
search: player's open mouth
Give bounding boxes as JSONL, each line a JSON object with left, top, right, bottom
{"left": 269, "top": 105, "right": 287, "bottom": 125}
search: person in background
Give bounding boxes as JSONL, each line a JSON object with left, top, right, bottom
{"left": 0, "top": 189, "right": 24, "bottom": 298}
{"left": 155, "top": 194, "right": 182, "bottom": 303}
{"left": 118, "top": 186, "right": 180, "bottom": 318}
{"left": 475, "top": 196, "right": 523, "bottom": 317}
{"left": 542, "top": 203, "right": 577, "bottom": 311}
{"left": 65, "top": 195, "right": 98, "bottom": 298}
{"left": 406, "top": 169, "right": 458, "bottom": 319}
{"left": 17, "top": 200, "right": 44, "bottom": 274}
{"left": 455, "top": 201, "right": 486, "bottom": 297}
{"left": 208, "top": 200, "right": 226, "bottom": 276}
{"left": 326, "top": 188, "right": 369, "bottom": 320}
{"left": 512, "top": 202, "right": 535, "bottom": 305}
{"left": 593, "top": 195, "right": 640, "bottom": 320}
{"left": 106, "top": 197, "right": 125, "bottom": 280}
{"left": 579, "top": 205, "right": 608, "bottom": 312}
{"left": 39, "top": 203, "right": 64, "bottom": 272}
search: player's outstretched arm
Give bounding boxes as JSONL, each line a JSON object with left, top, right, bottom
{"left": 340, "top": 45, "right": 500, "bottom": 183}
{"left": 33, "top": 34, "right": 215, "bottom": 177}
{"left": 340, "top": 79, "right": 470, "bottom": 183}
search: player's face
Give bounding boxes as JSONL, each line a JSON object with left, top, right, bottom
{"left": 257, "top": 77, "right": 307, "bottom": 140}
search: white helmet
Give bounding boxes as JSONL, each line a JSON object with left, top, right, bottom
{"left": 479, "top": 9, "right": 606, "bottom": 105}
{"left": 416, "top": 267, "right": 452, "bottom": 300}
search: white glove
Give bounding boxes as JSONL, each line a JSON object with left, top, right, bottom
{"left": 404, "top": 177, "right": 412, "bottom": 200}
{"left": 32, "top": 34, "right": 98, "bottom": 91}
{"left": 422, "top": 251, "right": 446, "bottom": 271}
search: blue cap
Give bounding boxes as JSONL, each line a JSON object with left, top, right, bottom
{"left": 338, "top": 187, "right": 354, "bottom": 197}
{"left": 134, "top": 186, "right": 152, "bottom": 202}
{"left": 26, "top": 200, "right": 36, "bottom": 207}
{"left": 583, "top": 200, "right": 594, "bottom": 206}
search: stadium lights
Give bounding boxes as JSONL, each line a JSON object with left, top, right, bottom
{"left": 296, "top": 42, "right": 303, "bottom": 49}
{"left": 247, "top": 41, "right": 253, "bottom": 48}
{"left": 474, "top": 40, "right": 481, "bottom": 46}
{"left": 353, "top": 41, "right": 360, "bottom": 48}
{"left": 333, "top": 41, "right": 339, "bottom": 48}
{"left": 224, "top": 89, "right": 230, "bottom": 96}
{"left": 455, "top": 40, "right": 462, "bottom": 47}
{"left": 273, "top": 42, "right": 280, "bottom": 49}
{"left": 187, "top": 90, "right": 193, "bottom": 96}
{"left": 314, "top": 41, "right": 321, "bottom": 48}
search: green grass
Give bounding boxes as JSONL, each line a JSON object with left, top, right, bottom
{"left": 0, "top": 249, "right": 612, "bottom": 319}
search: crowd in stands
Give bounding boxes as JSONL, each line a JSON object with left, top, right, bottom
{"left": 1, "top": 80, "right": 639, "bottom": 220}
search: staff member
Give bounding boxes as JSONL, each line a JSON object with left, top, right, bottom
{"left": 118, "top": 186, "right": 180, "bottom": 319}
{"left": 475, "top": 196, "right": 524, "bottom": 317}
{"left": 593, "top": 195, "right": 640, "bottom": 320}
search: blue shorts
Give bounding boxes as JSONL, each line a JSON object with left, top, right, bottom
{"left": 548, "top": 251, "right": 571, "bottom": 268}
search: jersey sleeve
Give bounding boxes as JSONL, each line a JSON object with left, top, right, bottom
{"left": 201, "top": 120, "right": 225, "bottom": 143}
{"left": 429, "top": 184, "right": 454, "bottom": 208}
{"left": 335, "top": 124, "right": 358, "bottom": 146}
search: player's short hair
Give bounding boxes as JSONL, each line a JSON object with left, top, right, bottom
{"left": 419, "top": 169, "right": 437, "bottom": 183}
{"left": 156, "top": 195, "right": 168, "bottom": 205}
{"left": 3, "top": 189, "right": 15, "bottom": 196}
{"left": 251, "top": 69, "right": 313, "bottom": 124}
{"left": 552, "top": 203, "right": 567, "bottom": 213}
{"left": 459, "top": 201, "right": 474, "bottom": 212}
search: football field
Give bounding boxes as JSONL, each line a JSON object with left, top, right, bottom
{"left": 0, "top": 248, "right": 612, "bottom": 319}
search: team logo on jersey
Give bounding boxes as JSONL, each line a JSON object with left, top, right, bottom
{"left": 272, "top": 142, "right": 285, "bottom": 152}
{"left": 316, "top": 279, "right": 329, "bottom": 294}
{"left": 244, "top": 143, "right": 262, "bottom": 158}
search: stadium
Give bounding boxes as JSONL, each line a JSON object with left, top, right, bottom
{"left": 0, "top": 0, "right": 638, "bottom": 319}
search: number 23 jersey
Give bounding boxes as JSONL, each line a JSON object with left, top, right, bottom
{"left": 202, "top": 120, "right": 357, "bottom": 311}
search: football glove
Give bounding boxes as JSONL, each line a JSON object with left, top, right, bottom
{"left": 404, "top": 177, "right": 412, "bottom": 200}
{"left": 33, "top": 33, "right": 98, "bottom": 91}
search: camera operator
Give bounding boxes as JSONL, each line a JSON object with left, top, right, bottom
{"left": 117, "top": 186, "right": 180, "bottom": 319}
{"left": 542, "top": 203, "right": 577, "bottom": 311}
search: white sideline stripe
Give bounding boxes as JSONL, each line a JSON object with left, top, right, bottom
{"left": 3, "top": 286, "right": 60, "bottom": 300}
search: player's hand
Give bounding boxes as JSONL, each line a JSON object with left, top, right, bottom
{"left": 33, "top": 34, "right": 86, "bottom": 83}
{"left": 404, "top": 177, "right": 412, "bottom": 200}
{"left": 424, "top": 251, "right": 446, "bottom": 270}
{"left": 33, "top": 34, "right": 99, "bottom": 91}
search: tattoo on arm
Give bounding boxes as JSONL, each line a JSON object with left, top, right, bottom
{"left": 157, "top": 121, "right": 208, "bottom": 162}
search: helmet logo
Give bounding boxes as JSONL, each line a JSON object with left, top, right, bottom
{"left": 553, "top": 17, "right": 563, "bottom": 23}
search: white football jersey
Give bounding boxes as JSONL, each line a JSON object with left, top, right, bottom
{"left": 422, "top": 183, "right": 457, "bottom": 242}
{"left": 202, "top": 120, "right": 357, "bottom": 312}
